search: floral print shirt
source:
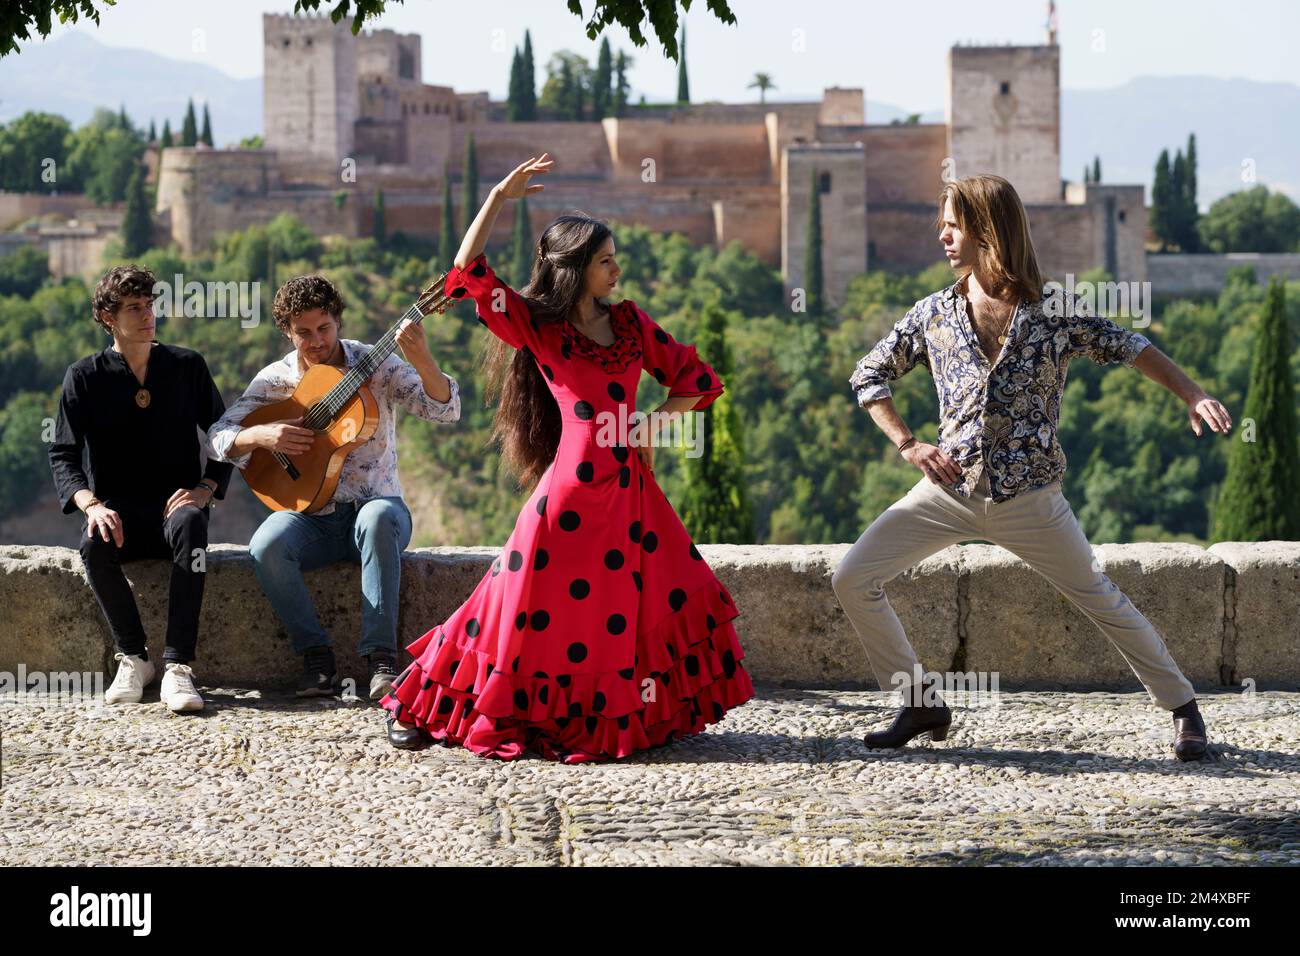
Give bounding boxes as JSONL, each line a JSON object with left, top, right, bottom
{"left": 849, "top": 281, "right": 1151, "bottom": 502}
{"left": 208, "top": 339, "right": 460, "bottom": 514}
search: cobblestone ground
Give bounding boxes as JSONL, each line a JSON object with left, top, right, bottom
{"left": 2, "top": 686, "right": 1297, "bottom": 866}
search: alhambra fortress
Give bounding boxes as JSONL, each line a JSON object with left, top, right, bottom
{"left": 152, "top": 13, "right": 1149, "bottom": 305}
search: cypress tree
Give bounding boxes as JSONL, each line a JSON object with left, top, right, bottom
{"left": 593, "top": 37, "right": 612, "bottom": 120}
{"left": 675, "top": 23, "right": 689, "bottom": 104}
{"left": 1212, "top": 279, "right": 1300, "bottom": 540}
{"left": 120, "top": 164, "right": 152, "bottom": 257}
{"left": 461, "top": 134, "right": 478, "bottom": 234}
{"left": 200, "top": 104, "right": 213, "bottom": 146}
{"left": 507, "top": 47, "right": 523, "bottom": 122}
{"left": 1171, "top": 149, "right": 1188, "bottom": 250}
{"left": 440, "top": 166, "right": 456, "bottom": 266}
{"left": 1092, "top": 155, "right": 1101, "bottom": 184}
{"left": 181, "top": 99, "right": 197, "bottom": 147}
{"left": 509, "top": 196, "right": 532, "bottom": 287}
{"left": 1184, "top": 133, "right": 1200, "bottom": 252}
{"left": 161, "top": 119, "right": 173, "bottom": 149}
{"left": 804, "top": 167, "right": 825, "bottom": 322}
{"left": 147, "top": 118, "right": 156, "bottom": 142}
{"left": 522, "top": 30, "right": 537, "bottom": 120}
{"left": 1152, "top": 149, "right": 1171, "bottom": 251}
{"left": 614, "top": 51, "right": 629, "bottom": 118}
{"left": 680, "top": 297, "right": 754, "bottom": 543}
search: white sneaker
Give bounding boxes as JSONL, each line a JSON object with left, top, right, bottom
{"left": 105, "top": 652, "right": 155, "bottom": 704}
{"left": 161, "top": 662, "right": 204, "bottom": 712}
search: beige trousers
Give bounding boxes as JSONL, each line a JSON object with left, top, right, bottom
{"left": 831, "top": 469, "right": 1196, "bottom": 710}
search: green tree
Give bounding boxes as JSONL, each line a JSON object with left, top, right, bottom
{"left": 803, "top": 167, "right": 825, "bottom": 322}
{"left": 680, "top": 296, "right": 754, "bottom": 542}
{"left": 439, "top": 166, "right": 456, "bottom": 266}
{"left": 181, "top": 99, "right": 197, "bottom": 147}
{"left": 592, "top": 36, "right": 613, "bottom": 120}
{"left": 675, "top": 23, "right": 689, "bottom": 103}
{"left": 1092, "top": 155, "right": 1101, "bottom": 183}
{"left": 0, "top": 245, "right": 49, "bottom": 297}
{"left": 1212, "top": 279, "right": 1300, "bottom": 541}
{"left": 120, "top": 163, "right": 152, "bottom": 257}
{"left": 747, "top": 72, "right": 776, "bottom": 104}
{"left": 613, "top": 50, "right": 630, "bottom": 117}
{"left": 506, "top": 46, "right": 524, "bottom": 122}
{"left": 161, "top": 119, "right": 173, "bottom": 148}
{"left": 521, "top": 29, "right": 537, "bottom": 120}
{"left": 0, "top": 111, "right": 73, "bottom": 192}
{"left": 461, "top": 133, "right": 478, "bottom": 235}
{"left": 1199, "top": 186, "right": 1300, "bottom": 254}
{"left": 200, "top": 103, "right": 213, "bottom": 146}
{"left": 66, "top": 108, "right": 144, "bottom": 203}
{"left": 1151, "top": 149, "right": 1172, "bottom": 251}
{"left": 508, "top": 195, "right": 532, "bottom": 288}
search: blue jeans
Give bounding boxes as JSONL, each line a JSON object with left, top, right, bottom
{"left": 248, "top": 496, "right": 413, "bottom": 658}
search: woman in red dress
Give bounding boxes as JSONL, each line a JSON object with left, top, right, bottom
{"left": 380, "top": 153, "right": 755, "bottom": 762}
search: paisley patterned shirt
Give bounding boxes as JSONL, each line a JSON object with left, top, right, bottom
{"left": 849, "top": 281, "right": 1151, "bottom": 503}
{"left": 208, "top": 338, "right": 460, "bottom": 514}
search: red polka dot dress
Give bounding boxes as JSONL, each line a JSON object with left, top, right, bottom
{"left": 380, "top": 253, "right": 755, "bottom": 762}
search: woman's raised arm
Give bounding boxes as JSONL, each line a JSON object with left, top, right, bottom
{"left": 453, "top": 153, "right": 554, "bottom": 270}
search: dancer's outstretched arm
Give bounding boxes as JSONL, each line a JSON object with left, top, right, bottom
{"left": 453, "top": 153, "right": 554, "bottom": 271}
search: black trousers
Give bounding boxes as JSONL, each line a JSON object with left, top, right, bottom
{"left": 79, "top": 499, "right": 210, "bottom": 663}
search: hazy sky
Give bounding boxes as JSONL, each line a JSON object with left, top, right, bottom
{"left": 37, "top": 0, "right": 1300, "bottom": 111}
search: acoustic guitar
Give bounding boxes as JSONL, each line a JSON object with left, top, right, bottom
{"left": 238, "top": 272, "right": 456, "bottom": 513}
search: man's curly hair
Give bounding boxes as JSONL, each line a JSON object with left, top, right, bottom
{"left": 273, "top": 275, "right": 345, "bottom": 335}
{"left": 92, "top": 264, "right": 158, "bottom": 332}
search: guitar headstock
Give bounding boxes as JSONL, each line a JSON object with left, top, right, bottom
{"left": 415, "top": 271, "right": 455, "bottom": 317}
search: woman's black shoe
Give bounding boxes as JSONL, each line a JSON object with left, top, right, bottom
{"left": 385, "top": 714, "right": 427, "bottom": 750}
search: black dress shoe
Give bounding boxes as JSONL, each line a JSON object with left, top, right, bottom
{"left": 1173, "top": 711, "right": 1209, "bottom": 761}
{"left": 385, "top": 714, "right": 427, "bottom": 750}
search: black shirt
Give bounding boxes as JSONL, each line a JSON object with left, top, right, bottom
{"left": 48, "top": 342, "right": 234, "bottom": 514}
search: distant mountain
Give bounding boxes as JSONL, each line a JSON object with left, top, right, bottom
{"left": 1063, "top": 76, "right": 1300, "bottom": 207}
{"left": 0, "top": 31, "right": 261, "bottom": 145}
{"left": 2, "top": 33, "right": 1295, "bottom": 209}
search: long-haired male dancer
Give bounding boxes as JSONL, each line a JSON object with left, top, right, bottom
{"left": 833, "top": 174, "right": 1232, "bottom": 761}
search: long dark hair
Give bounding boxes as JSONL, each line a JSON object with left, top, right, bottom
{"left": 481, "top": 213, "right": 614, "bottom": 489}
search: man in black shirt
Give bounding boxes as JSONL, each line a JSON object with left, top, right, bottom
{"left": 48, "top": 264, "right": 233, "bottom": 712}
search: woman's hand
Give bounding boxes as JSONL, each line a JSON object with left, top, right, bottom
{"left": 901, "top": 441, "right": 962, "bottom": 484}
{"left": 494, "top": 154, "right": 554, "bottom": 200}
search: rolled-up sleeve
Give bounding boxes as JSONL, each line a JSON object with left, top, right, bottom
{"left": 382, "top": 354, "right": 461, "bottom": 423}
{"left": 1065, "top": 294, "right": 1151, "bottom": 367}
{"left": 850, "top": 304, "right": 930, "bottom": 406}
{"left": 207, "top": 366, "right": 290, "bottom": 470}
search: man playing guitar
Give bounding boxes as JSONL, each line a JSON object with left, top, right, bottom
{"left": 208, "top": 275, "right": 460, "bottom": 700}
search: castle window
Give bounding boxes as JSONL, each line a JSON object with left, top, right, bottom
{"left": 399, "top": 48, "right": 415, "bottom": 80}
{"left": 868, "top": 240, "right": 877, "bottom": 265}
{"left": 1118, "top": 209, "right": 1127, "bottom": 224}
{"left": 281, "top": 38, "right": 290, "bottom": 48}
{"left": 1000, "top": 81, "right": 1010, "bottom": 95}
{"left": 424, "top": 103, "right": 430, "bottom": 114}
{"left": 305, "top": 37, "right": 313, "bottom": 47}
{"left": 819, "top": 172, "right": 832, "bottom": 194}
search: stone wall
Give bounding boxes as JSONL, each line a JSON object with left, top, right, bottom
{"left": 1147, "top": 253, "right": 1300, "bottom": 297}
{"left": 3, "top": 541, "right": 1295, "bottom": 690}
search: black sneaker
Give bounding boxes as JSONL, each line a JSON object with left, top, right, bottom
{"left": 297, "top": 645, "right": 339, "bottom": 698}
{"left": 368, "top": 650, "right": 399, "bottom": 702}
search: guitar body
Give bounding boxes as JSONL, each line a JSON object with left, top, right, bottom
{"left": 239, "top": 363, "right": 380, "bottom": 513}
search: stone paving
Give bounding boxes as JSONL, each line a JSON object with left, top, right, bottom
{"left": 2, "top": 686, "right": 1297, "bottom": 866}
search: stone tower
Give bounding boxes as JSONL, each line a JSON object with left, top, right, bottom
{"left": 947, "top": 44, "right": 1061, "bottom": 203}
{"left": 262, "top": 13, "right": 358, "bottom": 168}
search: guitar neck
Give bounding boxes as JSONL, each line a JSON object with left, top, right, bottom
{"left": 308, "top": 303, "right": 424, "bottom": 428}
